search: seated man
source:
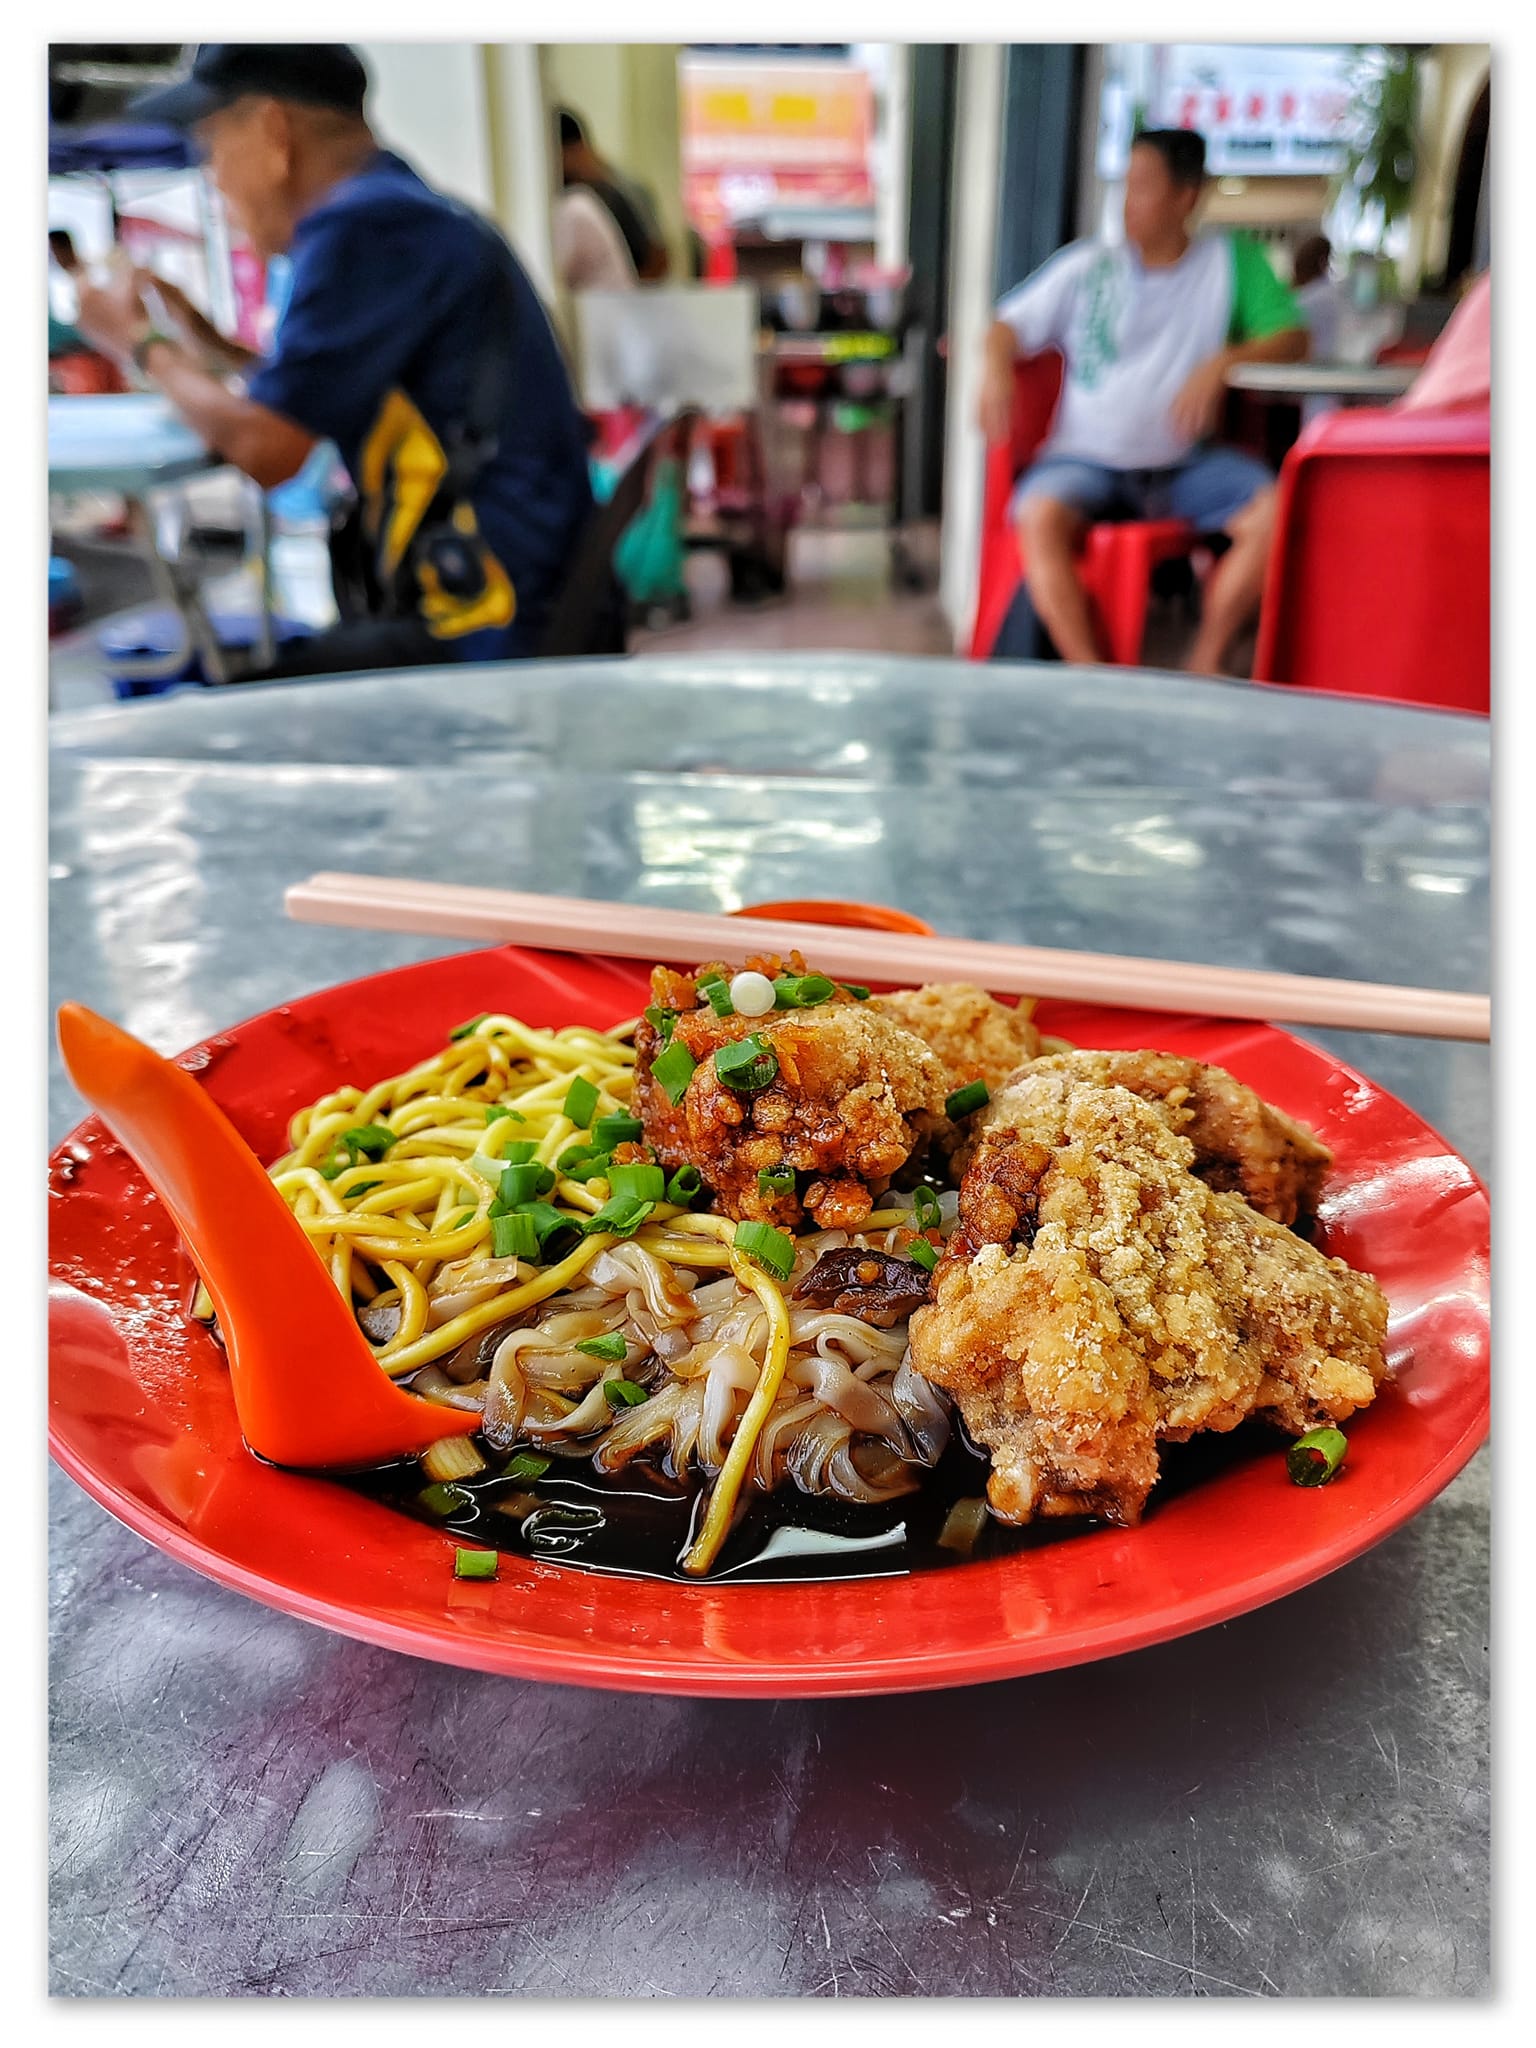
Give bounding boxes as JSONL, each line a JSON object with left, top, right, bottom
{"left": 978, "top": 127, "right": 1308, "bottom": 675}
{"left": 76, "top": 43, "right": 596, "bottom": 673}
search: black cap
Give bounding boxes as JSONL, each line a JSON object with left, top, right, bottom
{"left": 127, "top": 44, "right": 369, "bottom": 128}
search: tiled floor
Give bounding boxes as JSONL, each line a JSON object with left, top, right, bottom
{"left": 631, "top": 524, "right": 955, "bottom": 658}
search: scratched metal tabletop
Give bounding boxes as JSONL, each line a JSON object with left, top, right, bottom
{"left": 49, "top": 656, "right": 1489, "bottom": 1996}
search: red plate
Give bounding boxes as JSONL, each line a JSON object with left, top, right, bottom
{"left": 47, "top": 945, "right": 1489, "bottom": 1697}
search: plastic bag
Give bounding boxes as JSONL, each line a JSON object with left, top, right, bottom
{"left": 612, "top": 456, "right": 687, "bottom": 606}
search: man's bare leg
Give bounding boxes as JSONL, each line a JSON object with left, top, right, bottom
{"left": 1017, "top": 496, "right": 1101, "bottom": 664}
{"left": 1186, "top": 484, "right": 1277, "bottom": 675}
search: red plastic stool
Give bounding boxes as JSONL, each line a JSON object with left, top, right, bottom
{"left": 969, "top": 351, "right": 1196, "bottom": 664}
{"left": 1080, "top": 519, "right": 1198, "bottom": 666}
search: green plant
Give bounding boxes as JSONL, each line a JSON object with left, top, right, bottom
{"left": 1337, "top": 45, "right": 1421, "bottom": 248}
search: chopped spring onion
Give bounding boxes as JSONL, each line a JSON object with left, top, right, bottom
{"left": 453, "top": 1548, "right": 499, "bottom": 1581}
{"left": 1286, "top": 1427, "right": 1348, "bottom": 1487}
{"left": 944, "top": 1080, "right": 991, "bottom": 1120}
{"left": 608, "top": 1161, "right": 666, "bottom": 1205}
{"left": 757, "top": 1166, "right": 796, "bottom": 1196}
{"left": 908, "top": 1238, "right": 939, "bottom": 1274}
{"left": 321, "top": 1123, "right": 399, "bottom": 1177}
{"left": 491, "top": 1210, "right": 540, "bottom": 1262}
{"left": 913, "top": 1185, "right": 943, "bottom": 1232}
{"left": 696, "top": 975, "right": 736, "bottom": 1017}
{"left": 562, "top": 1074, "right": 600, "bottom": 1127}
{"left": 841, "top": 983, "right": 871, "bottom": 1001}
{"left": 561, "top": 1149, "right": 613, "bottom": 1184}
{"left": 421, "top": 1434, "right": 487, "bottom": 1484}
{"left": 485, "top": 1103, "right": 525, "bottom": 1125}
{"left": 499, "top": 1161, "right": 556, "bottom": 1206}
{"left": 713, "top": 1034, "right": 779, "bottom": 1093}
{"left": 503, "top": 1449, "right": 551, "bottom": 1482}
{"left": 516, "top": 1202, "right": 584, "bottom": 1259}
{"left": 471, "top": 1142, "right": 535, "bottom": 1181}
{"left": 937, "top": 1496, "right": 990, "bottom": 1557}
{"left": 665, "top": 1164, "right": 703, "bottom": 1203}
{"left": 644, "top": 1004, "right": 678, "bottom": 1044}
{"left": 734, "top": 1219, "right": 795, "bottom": 1281}
{"left": 449, "top": 1014, "right": 490, "bottom": 1041}
{"left": 450, "top": 1209, "right": 477, "bottom": 1230}
{"left": 651, "top": 1039, "right": 697, "bottom": 1105}
{"left": 576, "top": 1332, "right": 628, "bottom": 1361}
{"left": 582, "top": 1194, "right": 656, "bottom": 1239}
{"left": 418, "top": 1481, "right": 473, "bottom": 1517}
{"left": 342, "top": 1124, "right": 397, "bottom": 1162}
{"left": 593, "top": 1112, "right": 643, "bottom": 1149}
{"left": 603, "top": 1378, "right": 649, "bottom": 1407}
{"left": 772, "top": 972, "right": 836, "bottom": 1009}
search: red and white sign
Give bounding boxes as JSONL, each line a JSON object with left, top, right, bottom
{"left": 1152, "top": 44, "right": 1352, "bottom": 176}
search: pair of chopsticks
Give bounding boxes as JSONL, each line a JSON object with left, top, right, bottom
{"left": 283, "top": 875, "right": 1489, "bottom": 1043}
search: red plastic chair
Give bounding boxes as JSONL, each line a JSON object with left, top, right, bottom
{"left": 1252, "top": 405, "right": 1489, "bottom": 714}
{"left": 969, "top": 351, "right": 1195, "bottom": 664}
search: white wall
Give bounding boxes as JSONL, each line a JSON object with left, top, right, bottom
{"left": 485, "top": 45, "right": 557, "bottom": 306}
{"left": 938, "top": 44, "right": 1005, "bottom": 648}
{"left": 356, "top": 41, "right": 555, "bottom": 307}
{"left": 357, "top": 41, "right": 495, "bottom": 212}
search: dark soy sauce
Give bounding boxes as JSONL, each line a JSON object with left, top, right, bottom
{"left": 338, "top": 1416, "right": 1282, "bottom": 1585}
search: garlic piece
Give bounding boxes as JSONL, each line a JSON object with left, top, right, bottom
{"left": 729, "top": 970, "right": 775, "bottom": 1017}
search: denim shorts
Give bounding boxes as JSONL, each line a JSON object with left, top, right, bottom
{"left": 1012, "top": 444, "right": 1273, "bottom": 533}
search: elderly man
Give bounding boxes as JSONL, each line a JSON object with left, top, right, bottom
{"left": 75, "top": 43, "right": 594, "bottom": 670}
{"left": 978, "top": 128, "right": 1308, "bottom": 675}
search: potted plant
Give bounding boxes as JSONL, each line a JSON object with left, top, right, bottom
{"left": 1336, "top": 44, "right": 1422, "bottom": 299}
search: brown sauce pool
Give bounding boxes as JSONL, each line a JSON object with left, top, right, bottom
{"left": 336, "top": 1417, "right": 1281, "bottom": 1585}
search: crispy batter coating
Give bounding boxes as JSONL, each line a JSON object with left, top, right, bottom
{"left": 975, "top": 1048, "right": 1332, "bottom": 1226}
{"left": 871, "top": 983, "right": 1049, "bottom": 1176}
{"left": 908, "top": 1071, "right": 1388, "bottom": 1527}
{"left": 633, "top": 960, "right": 947, "bottom": 1230}
{"left": 871, "top": 984, "right": 1043, "bottom": 1094}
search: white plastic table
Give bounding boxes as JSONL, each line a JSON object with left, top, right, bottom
{"left": 48, "top": 656, "right": 1488, "bottom": 1996}
{"left": 1225, "top": 361, "right": 1417, "bottom": 401}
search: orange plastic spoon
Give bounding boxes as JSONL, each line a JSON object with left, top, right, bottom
{"left": 56, "top": 1003, "right": 481, "bottom": 1470}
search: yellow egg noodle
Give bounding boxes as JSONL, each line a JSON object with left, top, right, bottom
{"left": 258, "top": 1011, "right": 951, "bottom": 1575}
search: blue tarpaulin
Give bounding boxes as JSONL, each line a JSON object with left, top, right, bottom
{"left": 49, "top": 123, "right": 196, "bottom": 175}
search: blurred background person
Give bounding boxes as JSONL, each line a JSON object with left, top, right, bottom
{"left": 1292, "top": 233, "right": 1344, "bottom": 361}
{"left": 73, "top": 42, "right": 594, "bottom": 673}
{"left": 557, "top": 106, "right": 669, "bottom": 282}
{"left": 552, "top": 165, "right": 638, "bottom": 293}
{"left": 978, "top": 127, "right": 1308, "bottom": 676}
{"left": 49, "top": 229, "right": 129, "bottom": 392}
{"left": 1291, "top": 232, "right": 1346, "bottom": 426}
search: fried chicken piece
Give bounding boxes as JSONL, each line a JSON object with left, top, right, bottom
{"left": 870, "top": 984, "right": 1043, "bottom": 1094}
{"left": 908, "top": 1072, "right": 1387, "bottom": 1526}
{"left": 870, "top": 983, "right": 1050, "bottom": 1178}
{"left": 975, "top": 1049, "right": 1332, "bottom": 1226}
{"left": 633, "top": 961, "right": 947, "bottom": 1230}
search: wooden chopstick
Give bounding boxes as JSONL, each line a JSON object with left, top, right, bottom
{"left": 283, "top": 874, "right": 1490, "bottom": 1043}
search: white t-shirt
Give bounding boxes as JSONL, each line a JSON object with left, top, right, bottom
{"left": 553, "top": 189, "right": 637, "bottom": 294}
{"left": 996, "top": 231, "right": 1299, "bottom": 471}
{"left": 1293, "top": 276, "right": 1347, "bottom": 426}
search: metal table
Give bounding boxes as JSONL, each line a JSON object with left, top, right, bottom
{"left": 48, "top": 393, "right": 277, "bottom": 686}
{"left": 1225, "top": 362, "right": 1417, "bottom": 402}
{"left": 48, "top": 656, "right": 1489, "bottom": 1997}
